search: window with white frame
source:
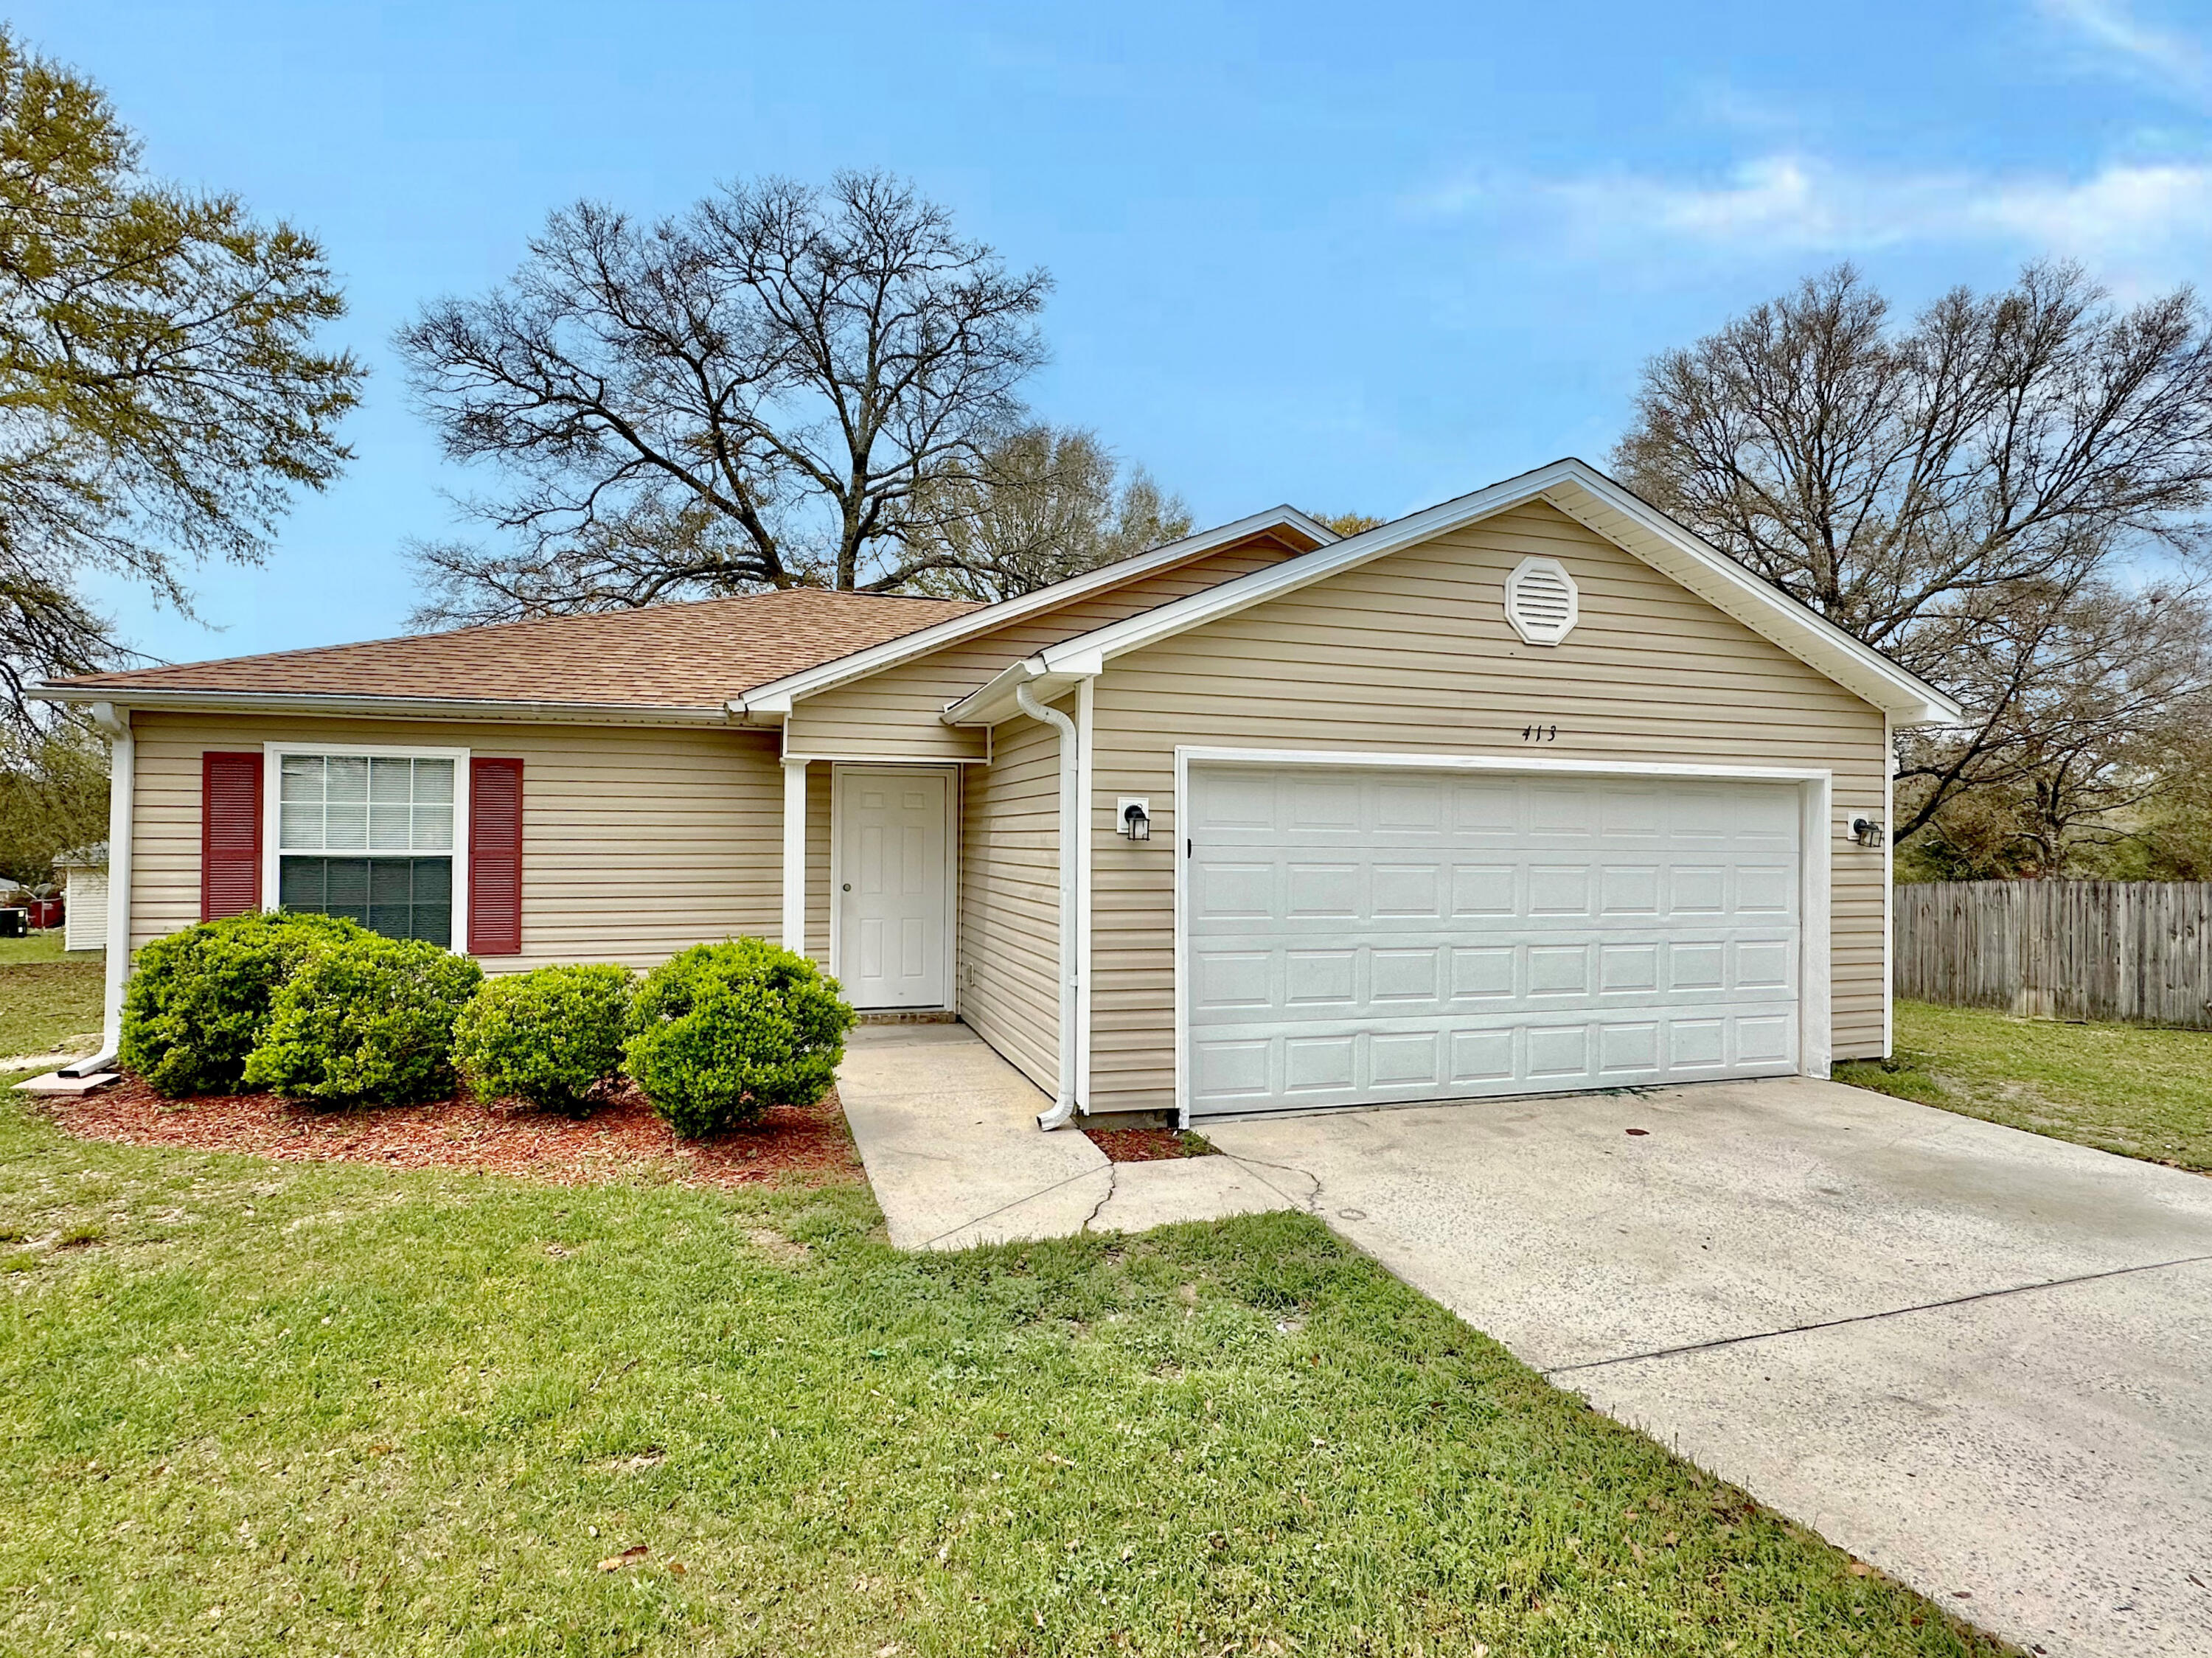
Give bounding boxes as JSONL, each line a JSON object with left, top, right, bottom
{"left": 276, "top": 753, "right": 458, "bottom": 945}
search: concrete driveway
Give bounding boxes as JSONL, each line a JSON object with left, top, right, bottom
{"left": 1205, "top": 1078, "right": 2212, "bottom": 1658}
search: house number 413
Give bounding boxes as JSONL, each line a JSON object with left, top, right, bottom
{"left": 1522, "top": 723, "right": 1559, "bottom": 743}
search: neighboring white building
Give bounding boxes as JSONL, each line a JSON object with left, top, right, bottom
{"left": 54, "top": 845, "right": 108, "bottom": 953}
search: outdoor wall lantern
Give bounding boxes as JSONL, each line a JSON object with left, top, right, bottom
{"left": 1119, "top": 798, "right": 1152, "bottom": 841}
{"left": 1851, "top": 818, "right": 1887, "bottom": 848}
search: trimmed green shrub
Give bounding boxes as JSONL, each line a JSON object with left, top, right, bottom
{"left": 452, "top": 963, "right": 635, "bottom": 1114}
{"left": 241, "top": 934, "right": 483, "bottom": 1105}
{"left": 623, "top": 938, "right": 855, "bottom": 1138}
{"left": 119, "top": 910, "right": 371, "bottom": 1097}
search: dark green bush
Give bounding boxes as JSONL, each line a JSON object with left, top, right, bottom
{"left": 240, "top": 934, "right": 483, "bottom": 1105}
{"left": 452, "top": 963, "right": 634, "bottom": 1114}
{"left": 119, "top": 910, "right": 370, "bottom": 1097}
{"left": 623, "top": 938, "right": 855, "bottom": 1138}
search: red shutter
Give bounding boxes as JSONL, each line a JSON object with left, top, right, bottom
{"left": 468, "top": 757, "right": 524, "bottom": 955}
{"left": 200, "top": 752, "right": 262, "bottom": 920}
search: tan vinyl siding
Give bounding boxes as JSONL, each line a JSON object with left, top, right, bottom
{"left": 956, "top": 703, "right": 1062, "bottom": 1093}
{"left": 126, "top": 711, "right": 786, "bottom": 968}
{"left": 1085, "top": 501, "right": 1891, "bottom": 1115}
{"left": 784, "top": 534, "right": 1310, "bottom": 762}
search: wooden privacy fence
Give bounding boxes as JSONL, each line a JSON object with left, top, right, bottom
{"left": 1895, "top": 881, "right": 2212, "bottom": 1028}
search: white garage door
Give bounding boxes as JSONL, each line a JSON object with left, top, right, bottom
{"left": 1185, "top": 764, "right": 1802, "bottom": 1118}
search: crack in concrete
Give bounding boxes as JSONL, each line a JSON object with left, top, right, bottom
{"left": 1216, "top": 1151, "right": 1326, "bottom": 1213}
{"left": 1081, "top": 1163, "right": 1120, "bottom": 1233}
{"left": 913, "top": 1164, "right": 1110, "bottom": 1251}
{"left": 1545, "top": 1251, "right": 2212, "bottom": 1377}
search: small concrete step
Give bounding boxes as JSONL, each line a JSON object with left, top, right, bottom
{"left": 14, "top": 1070, "right": 121, "bottom": 1096}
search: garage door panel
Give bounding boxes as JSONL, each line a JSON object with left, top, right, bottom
{"left": 1452, "top": 945, "right": 1517, "bottom": 997}
{"left": 1197, "top": 862, "right": 1274, "bottom": 918}
{"left": 1191, "top": 1003, "right": 1801, "bottom": 1111}
{"left": 1284, "top": 948, "right": 1355, "bottom": 1005}
{"left": 1452, "top": 865, "right": 1517, "bottom": 915}
{"left": 1189, "top": 932, "right": 1796, "bottom": 1020}
{"left": 1187, "top": 764, "right": 1803, "bottom": 1118}
{"left": 1192, "top": 948, "right": 1271, "bottom": 1011}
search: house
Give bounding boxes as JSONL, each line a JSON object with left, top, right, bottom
{"left": 33, "top": 459, "right": 1958, "bottom": 1126}
{"left": 52, "top": 845, "right": 108, "bottom": 953}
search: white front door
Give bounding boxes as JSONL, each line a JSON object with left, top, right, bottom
{"left": 835, "top": 767, "right": 952, "bottom": 1009}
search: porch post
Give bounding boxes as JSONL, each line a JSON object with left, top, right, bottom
{"left": 92, "top": 702, "right": 133, "bottom": 1063}
{"left": 781, "top": 757, "right": 807, "bottom": 955}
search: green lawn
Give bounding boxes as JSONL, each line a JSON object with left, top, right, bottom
{"left": 1837, "top": 1000, "right": 2212, "bottom": 1173}
{"left": 0, "top": 1093, "right": 2002, "bottom": 1657}
{"left": 0, "top": 933, "right": 102, "bottom": 1059}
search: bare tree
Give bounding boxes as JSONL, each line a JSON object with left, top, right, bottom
{"left": 1899, "top": 578, "right": 2212, "bottom": 874}
{"left": 902, "top": 425, "right": 1193, "bottom": 602}
{"left": 1614, "top": 262, "right": 2212, "bottom": 841}
{"left": 398, "top": 172, "right": 1051, "bottom": 626}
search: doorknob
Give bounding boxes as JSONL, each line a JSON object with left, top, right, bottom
{"left": 842, "top": 882, "right": 852, "bottom": 892}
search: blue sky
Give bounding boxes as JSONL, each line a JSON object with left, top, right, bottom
{"left": 19, "top": 0, "right": 2212, "bottom": 666}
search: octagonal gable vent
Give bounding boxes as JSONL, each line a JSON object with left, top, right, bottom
{"left": 1504, "top": 556, "right": 1579, "bottom": 646}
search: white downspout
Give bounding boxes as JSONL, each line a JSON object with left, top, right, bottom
{"left": 72, "top": 702, "right": 133, "bottom": 1073}
{"left": 1014, "top": 680, "right": 1079, "bottom": 1131}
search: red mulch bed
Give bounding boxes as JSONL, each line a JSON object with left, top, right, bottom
{"left": 38, "top": 1076, "right": 863, "bottom": 1190}
{"left": 1082, "top": 1126, "right": 1217, "bottom": 1163}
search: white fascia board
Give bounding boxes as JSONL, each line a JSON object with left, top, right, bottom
{"left": 29, "top": 684, "right": 741, "bottom": 728}
{"left": 732, "top": 506, "right": 1336, "bottom": 714}
{"left": 999, "top": 457, "right": 1962, "bottom": 728}
{"left": 1534, "top": 470, "right": 1965, "bottom": 725}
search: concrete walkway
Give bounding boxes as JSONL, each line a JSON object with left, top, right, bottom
{"left": 1206, "top": 1079, "right": 2212, "bottom": 1658}
{"left": 835, "top": 1025, "right": 1290, "bottom": 1250}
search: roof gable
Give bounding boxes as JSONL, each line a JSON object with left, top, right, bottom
{"left": 731, "top": 506, "right": 1335, "bottom": 714}
{"left": 943, "top": 459, "right": 1961, "bottom": 727}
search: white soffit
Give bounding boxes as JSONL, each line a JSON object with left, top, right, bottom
{"left": 942, "top": 457, "right": 1961, "bottom": 728}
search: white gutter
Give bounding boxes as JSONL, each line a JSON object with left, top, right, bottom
{"left": 942, "top": 656, "right": 1090, "bottom": 728}
{"left": 1013, "top": 680, "right": 1082, "bottom": 1131}
{"left": 68, "top": 702, "right": 133, "bottom": 1074}
{"left": 32, "top": 685, "right": 741, "bottom": 728}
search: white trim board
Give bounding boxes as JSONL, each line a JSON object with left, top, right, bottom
{"left": 943, "top": 458, "right": 1961, "bottom": 730}
{"left": 731, "top": 506, "right": 1336, "bottom": 717}
{"left": 1075, "top": 676, "right": 1096, "bottom": 1111}
{"left": 260, "top": 741, "right": 473, "bottom": 953}
{"left": 1168, "top": 745, "right": 1834, "bottom": 1126}
{"left": 827, "top": 762, "right": 960, "bottom": 1011}
{"left": 1882, "top": 712, "right": 1896, "bottom": 1060}
{"left": 781, "top": 751, "right": 994, "bottom": 766}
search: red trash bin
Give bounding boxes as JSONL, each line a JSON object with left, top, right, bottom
{"left": 29, "top": 896, "right": 62, "bottom": 930}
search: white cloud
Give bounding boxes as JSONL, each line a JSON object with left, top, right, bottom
{"left": 1489, "top": 153, "right": 2212, "bottom": 290}
{"left": 2039, "top": 0, "right": 2212, "bottom": 110}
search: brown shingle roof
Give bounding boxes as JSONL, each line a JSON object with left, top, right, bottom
{"left": 48, "top": 589, "right": 984, "bottom": 710}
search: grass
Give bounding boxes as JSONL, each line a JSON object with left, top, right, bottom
{"left": 0, "top": 930, "right": 82, "bottom": 966}
{"left": 0, "top": 1091, "right": 2005, "bottom": 1657}
{"left": 0, "top": 933, "right": 102, "bottom": 1059}
{"left": 1836, "top": 999, "right": 2212, "bottom": 1173}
